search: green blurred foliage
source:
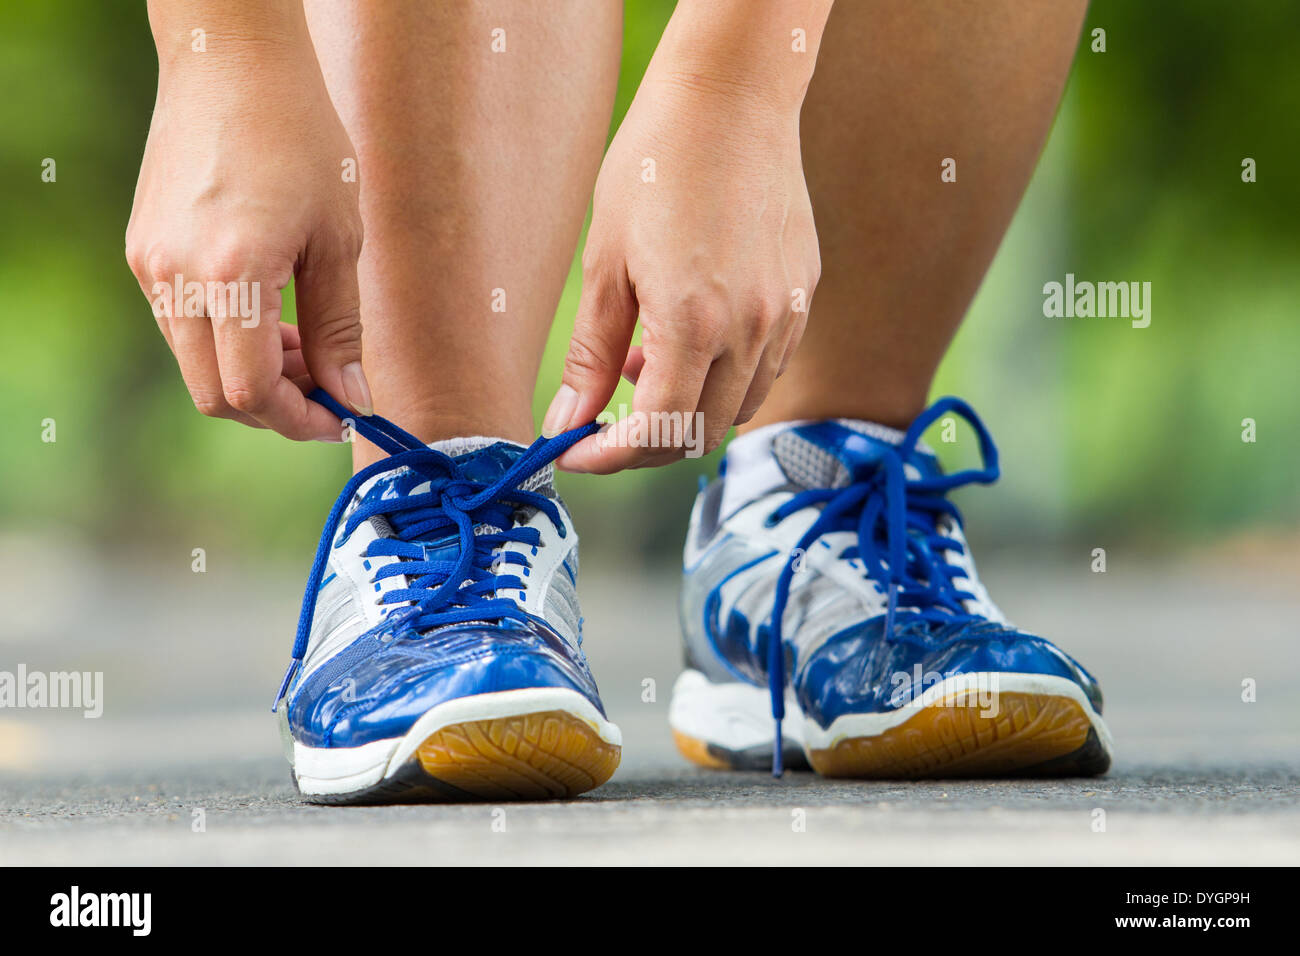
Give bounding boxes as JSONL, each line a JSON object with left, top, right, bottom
{"left": 1, "top": 1, "right": 1295, "bottom": 568}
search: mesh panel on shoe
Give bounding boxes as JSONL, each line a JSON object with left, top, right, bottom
{"left": 771, "top": 419, "right": 910, "bottom": 490}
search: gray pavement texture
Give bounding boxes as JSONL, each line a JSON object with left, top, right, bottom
{"left": 1, "top": 540, "right": 1297, "bottom": 865}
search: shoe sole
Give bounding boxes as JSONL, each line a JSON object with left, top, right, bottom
{"left": 667, "top": 670, "right": 811, "bottom": 770}
{"left": 288, "top": 687, "right": 622, "bottom": 804}
{"left": 669, "top": 669, "right": 1112, "bottom": 778}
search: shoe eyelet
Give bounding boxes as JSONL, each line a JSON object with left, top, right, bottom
{"left": 763, "top": 512, "right": 780, "bottom": 528}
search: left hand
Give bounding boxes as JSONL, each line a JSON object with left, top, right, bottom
{"left": 545, "top": 60, "right": 820, "bottom": 473}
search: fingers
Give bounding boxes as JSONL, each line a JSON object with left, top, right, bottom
{"left": 209, "top": 283, "right": 343, "bottom": 441}
{"left": 296, "top": 227, "right": 372, "bottom": 418}
{"left": 734, "top": 337, "right": 784, "bottom": 426}
{"left": 167, "top": 310, "right": 263, "bottom": 430}
{"left": 557, "top": 284, "right": 806, "bottom": 473}
{"left": 621, "top": 345, "right": 646, "bottom": 385}
{"left": 129, "top": 230, "right": 348, "bottom": 441}
{"left": 776, "top": 305, "right": 809, "bottom": 378}
{"left": 279, "top": 321, "right": 310, "bottom": 382}
{"left": 542, "top": 257, "right": 638, "bottom": 438}
{"left": 557, "top": 304, "right": 718, "bottom": 474}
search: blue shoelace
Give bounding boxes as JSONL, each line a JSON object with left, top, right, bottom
{"left": 273, "top": 389, "right": 598, "bottom": 710}
{"left": 764, "top": 396, "right": 1001, "bottom": 775}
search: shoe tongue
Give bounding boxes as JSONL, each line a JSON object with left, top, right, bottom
{"left": 771, "top": 419, "right": 941, "bottom": 490}
{"left": 446, "top": 440, "right": 554, "bottom": 496}
{"left": 358, "top": 438, "right": 552, "bottom": 504}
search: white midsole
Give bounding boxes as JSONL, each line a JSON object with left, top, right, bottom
{"left": 668, "top": 668, "right": 1113, "bottom": 757}
{"left": 668, "top": 669, "right": 805, "bottom": 752}
{"left": 291, "top": 687, "right": 623, "bottom": 796}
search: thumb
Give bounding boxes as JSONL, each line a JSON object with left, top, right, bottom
{"left": 543, "top": 264, "right": 637, "bottom": 437}
{"left": 295, "top": 231, "right": 372, "bottom": 417}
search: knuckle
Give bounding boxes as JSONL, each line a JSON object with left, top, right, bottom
{"left": 191, "top": 391, "right": 231, "bottom": 419}
{"left": 563, "top": 336, "right": 610, "bottom": 381}
{"left": 751, "top": 307, "right": 778, "bottom": 338}
{"left": 675, "top": 288, "right": 727, "bottom": 320}
{"left": 143, "top": 246, "right": 176, "bottom": 282}
{"left": 310, "top": 307, "right": 363, "bottom": 349}
{"left": 124, "top": 234, "right": 145, "bottom": 275}
{"left": 196, "top": 246, "right": 250, "bottom": 285}
{"left": 669, "top": 289, "right": 733, "bottom": 349}
{"left": 221, "top": 378, "right": 269, "bottom": 414}
{"left": 683, "top": 312, "right": 727, "bottom": 351}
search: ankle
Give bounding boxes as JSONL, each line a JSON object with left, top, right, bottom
{"left": 349, "top": 398, "right": 536, "bottom": 471}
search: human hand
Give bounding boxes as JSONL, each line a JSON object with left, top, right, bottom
{"left": 545, "top": 2, "right": 826, "bottom": 472}
{"left": 126, "top": 2, "right": 370, "bottom": 441}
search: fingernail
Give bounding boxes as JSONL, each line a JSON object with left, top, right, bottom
{"left": 341, "top": 362, "right": 373, "bottom": 417}
{"left": 542, "top": 384, "right": 578, "bottom": 438}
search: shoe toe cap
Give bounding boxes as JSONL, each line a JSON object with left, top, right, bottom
{"left": 290, "top": 621, "right": 603, "bottom": 749}
{"left": 795, "top": 618, "right": 1104, "bottom": 729}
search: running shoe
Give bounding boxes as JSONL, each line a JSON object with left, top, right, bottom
{"left": 670, "top": 396, "right": 1113, "bottom": 778}
{"left": 275, "top": 390, "right": 622, "bottom": 803}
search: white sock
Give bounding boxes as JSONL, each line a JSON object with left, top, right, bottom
{"left": 718, "top": 421, "right": 810, "bottom": 519}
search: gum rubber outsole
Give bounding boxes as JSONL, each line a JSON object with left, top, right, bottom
{"left": 671, "top": 729, "right": 812, "bottom": 772}
{"left": 673, "top": 692, "right": 1109, "bottom": 779}
{"left": 299, "top": 708, "right": 621, "bottom": 805}
{"left": 809, "top": 692, "right": 1109, "bottom": 778}
{"left": 414, "top": 709, "right": 622, "bottom": 799}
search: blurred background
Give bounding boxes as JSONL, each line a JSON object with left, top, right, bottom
{"left": 0, "top": 2, "right": 1297, "bottom": 787}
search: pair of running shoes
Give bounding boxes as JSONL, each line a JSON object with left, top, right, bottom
{"left": 275, "top": 391, "right": 1113, "bottom": 803}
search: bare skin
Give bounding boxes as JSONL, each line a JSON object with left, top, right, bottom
{"left": 750, "top": 0, "right": 1090, "bottom": 432}
{"left": 549, "top": 0, "right": 833, "bottom": 473}
{"left": 303, "top": 0, "right": 623, "bottom": 467}
{"left": 129, "top": 0, "right": 1087, "bottom": 471}
{"left": 127, "top": 0, "right": 371, "bottom": 443}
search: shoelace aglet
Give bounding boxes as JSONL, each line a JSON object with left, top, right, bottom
{"left": 272, "top": 658, "right": 301, "bottom": 713}
{"left": 772, "top": 719, "right": 785, "bottom": 777}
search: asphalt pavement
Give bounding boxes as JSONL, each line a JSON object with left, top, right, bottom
{"left": 1, "top": 539, "right": 1296, "bottom": 865}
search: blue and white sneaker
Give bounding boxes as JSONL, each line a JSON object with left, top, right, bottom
{"left": 670, "top": 397, "right": 1113, "bottom": 778}
{"left": 274, "top": 390, "right": 622, "bottom": 803}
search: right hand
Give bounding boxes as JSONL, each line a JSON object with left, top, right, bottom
{"left": 125, "top": 33, "right": 371, "bottom": 441}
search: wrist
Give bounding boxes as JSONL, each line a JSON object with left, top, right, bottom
{"left": 652, "top": 0, "right": 833, "bottom": 115}
{"left": 148, "top": 0, "right": 313, "bottom": 79}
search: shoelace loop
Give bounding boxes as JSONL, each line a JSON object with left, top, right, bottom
{"left": 764, "top": 396, "right": 1000, "bottom": 775}
{"left": 273, "top": 389, "right": 596, "bottom": 711}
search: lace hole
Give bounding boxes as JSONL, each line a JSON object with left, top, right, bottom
{"left": 763, "top": 512, "right": 780, "bottom": 528}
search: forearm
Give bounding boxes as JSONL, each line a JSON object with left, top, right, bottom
{"left": 650, "top": 0, "right": 835, "bottom": 112}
